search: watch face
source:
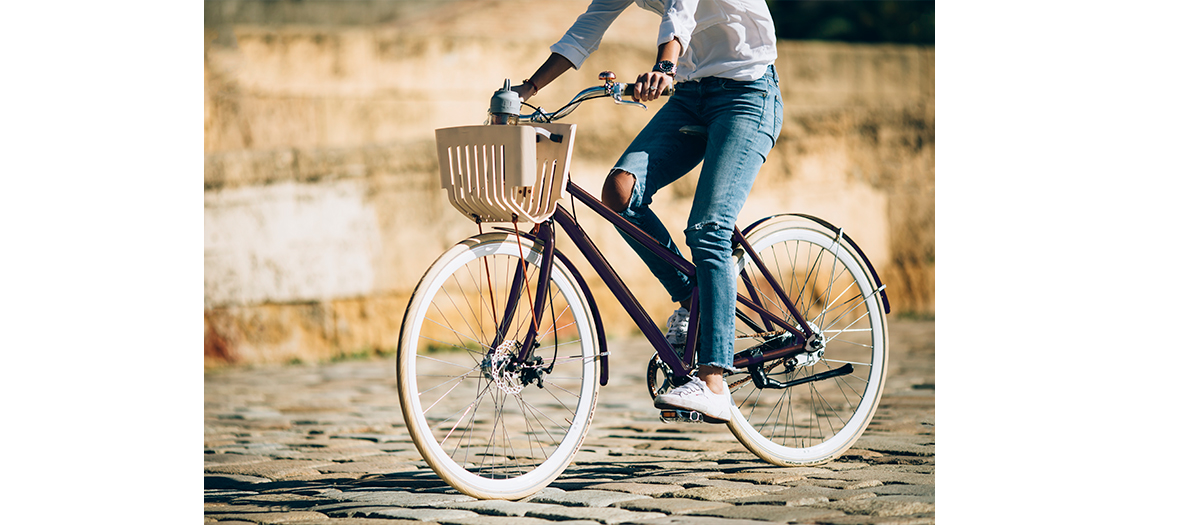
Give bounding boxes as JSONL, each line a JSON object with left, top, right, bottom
{"left": 656, "top": 60, "right": 675, "bottom": 74}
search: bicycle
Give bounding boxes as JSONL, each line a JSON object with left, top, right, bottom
{"left": 397, "top": 73, "right": 891, "bottom": 500}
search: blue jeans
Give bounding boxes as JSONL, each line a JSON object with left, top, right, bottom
{"left": 613, "top": 66, "right": 783, "bottom": 373}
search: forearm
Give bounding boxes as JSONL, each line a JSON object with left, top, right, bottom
{"left": 516, "top": 53, "right": 575, "bottom": 101}
{"left": 656, "top": 38, "right": 682, "bottom": 65}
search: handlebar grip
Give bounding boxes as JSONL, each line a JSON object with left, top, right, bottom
{"left": 622, "top": 83, "right": 674, "bottom": 97}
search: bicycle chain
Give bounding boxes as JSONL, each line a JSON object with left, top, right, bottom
{"left": 728, "top": 356, "right": 790, "bottom": 390}
{"left": 736, "top": 328, "right": 798, "bottom": 340}
{"left": 729, "top": 329, "right": 798, "bottom": 390}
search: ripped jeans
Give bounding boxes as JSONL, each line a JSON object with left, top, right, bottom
{"left": 612, "top": 66, "right": 783, "bottom": 372}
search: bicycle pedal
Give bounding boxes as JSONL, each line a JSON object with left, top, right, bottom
{"left": 659, "top": 409, "right": 706, "bottom": 423}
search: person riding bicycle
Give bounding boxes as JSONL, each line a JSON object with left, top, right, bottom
{"left": 513, "top": 0, "right": 783, "bottom": 423}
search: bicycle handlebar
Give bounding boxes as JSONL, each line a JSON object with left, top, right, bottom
{"left": 516, "top": 71, "right": 673, "bottom": 124}
{"left": 621, "top": 83, "right": 675, "bottom": 98}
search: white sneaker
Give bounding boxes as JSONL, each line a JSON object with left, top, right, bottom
{"left": 653, "top": 376, "right": 733, "bottom": 423}
{"left": 665, "top": 307, "right": 689, "bottom": 346}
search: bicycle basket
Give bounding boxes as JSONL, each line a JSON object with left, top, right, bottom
{"left": 435, "top": 122, "right": 576, "bottom": 224}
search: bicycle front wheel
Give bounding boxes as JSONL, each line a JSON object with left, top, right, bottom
{"left": 727, "top": 216, "right": 889, "bottom": 465}
{"left": 397, "top": 233, "right": 599, "bottom": 500}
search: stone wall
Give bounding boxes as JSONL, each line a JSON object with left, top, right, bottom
{"left": 204, "top": 0, "right": 934, "bottom": 366}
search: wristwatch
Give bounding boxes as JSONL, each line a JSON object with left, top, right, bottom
{"left": 652, "top": 60, "right": 677, "bottom": 76}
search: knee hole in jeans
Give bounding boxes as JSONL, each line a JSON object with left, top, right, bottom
{"left": 601, "top": 169, "right": 636, "bottom": 213}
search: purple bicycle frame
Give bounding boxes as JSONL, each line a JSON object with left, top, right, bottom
{"left": 502, "top": 180, "right": 814, "bottom": 382}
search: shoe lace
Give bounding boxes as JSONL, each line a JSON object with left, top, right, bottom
{"left": 666, "top": 308, "right": 689, "bottom": 337}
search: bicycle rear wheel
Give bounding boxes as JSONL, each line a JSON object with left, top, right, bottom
{"left": 726, "top": 216, "right": 888, "bottom": 465}
{"left": 397, "top": 233, "right": 599, "bottom": 500}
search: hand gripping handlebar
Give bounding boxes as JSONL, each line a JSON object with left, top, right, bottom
{"left": 517, "top": 71, "right": 673, "bottom": 124}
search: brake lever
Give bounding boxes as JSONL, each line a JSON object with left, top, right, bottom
{"left": 600, "top": 71, "right": 648, "bottom": 110}
{"left": 609, "top": 84, "right": 648, "bottom": 110}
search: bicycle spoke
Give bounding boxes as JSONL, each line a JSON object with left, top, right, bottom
{"left": 535, "top": 384, "right": 581, "bottom": 419}
{"left": 424, "top": 306, "right": 487, "bottom": 360}
{"left": 419, "top": 369, "right": 479, "bottom": 410}
{"left": 822, "top": 309, "right": 873, "bottom": 346}
{"left": 440, "top": 380, "right": 495, "bottom": 447}
{"left": 448, "top": 266, "right": 493, "bottom": 348}
{"left": 515, "top": 394, "right": 553, "bottom": 464}
{"left": 520, "top": 395, "right": 570, "bottom": 440}
{"left": 819, "top": 358, "right": 872, "bottom": 368}
{"left": 417, "top": 350, "right": 483, "bottom": 371}
{"left": 811, "top": 268, "right": 854, "bottom": 326}
{"left": 817, "top": 234, "right": 846, "bottom": 330}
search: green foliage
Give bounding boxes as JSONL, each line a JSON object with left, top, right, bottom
{"left": 897, "top": 310, "right": 935, "bottom": 321}
{"left": 331, "top": 349, "right": 378, "bottom": 362}
{"left": 769, "top": 1, "right": 935, "bottom": 45}
{"left": 424, "top": 341, "right": 484, "bottom": 354}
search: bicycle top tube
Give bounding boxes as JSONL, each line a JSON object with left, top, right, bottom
{"left": 517, "top": 71, "right": 672, "bottom": 124}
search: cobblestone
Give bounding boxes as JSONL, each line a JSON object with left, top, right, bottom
{"left": 350, "top": 507, "right": 480, "bottom": 520}
{"left": 582, "top": 482, "right": 685, "bottom": 495}
{"left": 709, "top": 472, "right": 807, "bottom": 485}
{"left": 726, "top": 485, "right": 874, "bottom": 505}
{"left": 658, "top": 486, "right": 771, "bottom": 501}
{"left": 527, "top": 505, "right": 667, "bottom": 524}
{"left": 819, "top": 495, "right": 936, "bottom": 517}
{"left": 205, "top": 460, "right": 335, "bottom": 480}
{"left": 529, "top": 488, "right": 651, "bottom": 507}
{"left": 439, "top": 499, "right": 564, "bottom": 516}
{"left": 622, "top": 517, "right": 772, "bottom": 525}
{"left": 614, "top": 498, "right": 733, "bottom": 514}
{"left": 205, "top": 319, "right": 934, "bottom": 524}
{"left": 204, "top": 510, "right": 329, "bottom": 523}
{"left": 439, "top": 518, "right": 600, "bottom": 525}
{"left": 690, "top": 504, "right": 847, "bottom": 522}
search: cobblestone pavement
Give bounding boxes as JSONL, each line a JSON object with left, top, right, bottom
{"left": 206, "top": 319, "right": 934, "bottom": 525}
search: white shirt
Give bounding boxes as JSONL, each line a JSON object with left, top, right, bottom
{"left": 550, "top": 0, "right": 777, "bottom": 82}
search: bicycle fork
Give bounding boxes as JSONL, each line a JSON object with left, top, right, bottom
{"left": 483, "top": 220, "right": 559, "bottom": 389}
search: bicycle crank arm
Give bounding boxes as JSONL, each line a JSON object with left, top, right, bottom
{"left": 750, "top": 362, "right": 854, "bottom": 390}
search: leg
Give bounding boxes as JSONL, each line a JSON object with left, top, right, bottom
{"left": 686, "top": 71, "right": 784, "bottom": 394}
{"left": 607, "top": 94, "right": 707, "bottom": 305}
{"left": 603, "top": 168, "right": 694, "bottom": 315}
{"left": 652, "top": 69, "right": 784, "bottom": 422}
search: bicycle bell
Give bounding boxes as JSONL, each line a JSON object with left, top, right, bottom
{"left": 487, "top": 79, "right": 520, "bottom": 125}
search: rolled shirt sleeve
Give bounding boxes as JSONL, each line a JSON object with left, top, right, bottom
{"left": 549, "top": 0, "right": 632, "bottom": 70}
{"left": 657, "top": 0, "right": 699, "bottom": 54}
